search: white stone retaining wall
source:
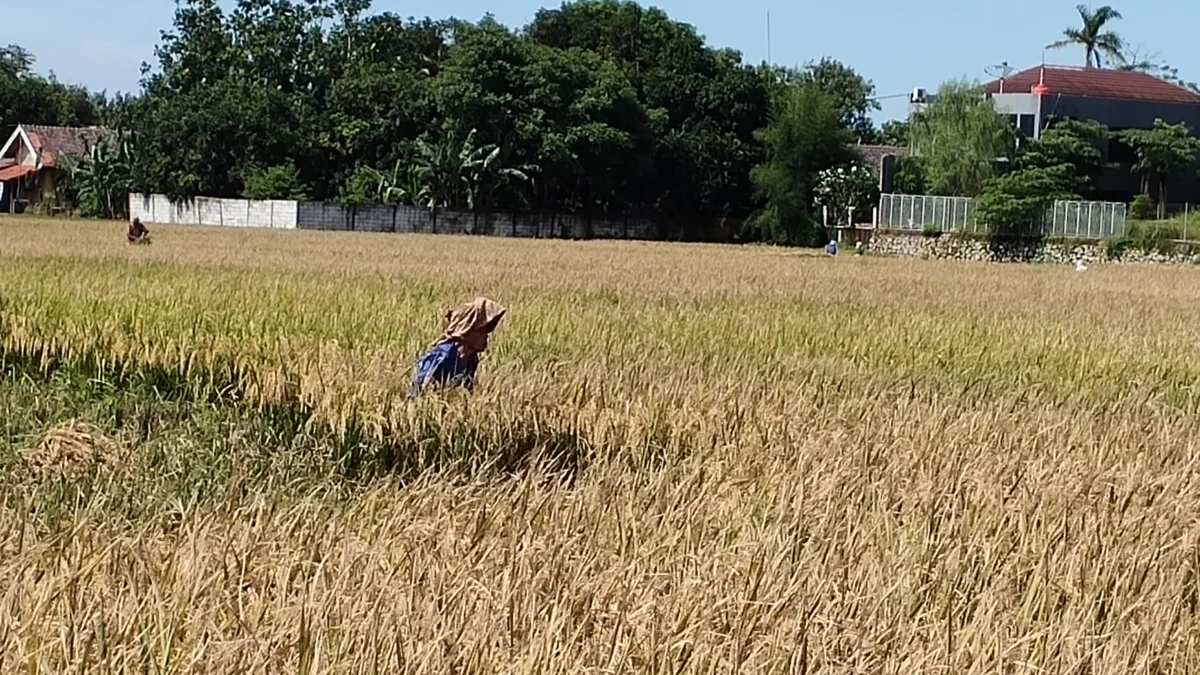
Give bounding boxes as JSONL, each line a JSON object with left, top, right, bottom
{"left": 870, "top": 231, "right": 1200, "bottom": 266}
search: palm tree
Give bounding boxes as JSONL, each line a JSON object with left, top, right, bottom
{"left": 1047, "top": 5, "right": 1126, "bottom": 68}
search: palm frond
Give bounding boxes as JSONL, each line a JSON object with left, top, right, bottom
{"left": 1094, "top": 32, "right": 1126, "bottom": 65}
{"left": 497, "top": 167, "right": 531, "bottom": 183}
{"left": 1092, "top": 5, "right": 1122, "bottom": 23}
{"left": 1047, "top": 29, "right": 1085, "bottom": 50}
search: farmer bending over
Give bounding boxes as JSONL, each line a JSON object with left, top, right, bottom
{"left": 408, "top": 297, "right": 506, "bottom": 397}
{"left": 127, "top": 218, "right": 149, "bottom": 244}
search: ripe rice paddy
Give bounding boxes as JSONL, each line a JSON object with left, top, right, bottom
{"left": 3, "top": 217, "right": 1200, "bottom": 672}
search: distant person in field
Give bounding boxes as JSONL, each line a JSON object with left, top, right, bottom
{"left": 127, "top": 218, "right": 150, "bottom": 244}
{"left": 408, "top": 297, "right": 506, "bottom": 397}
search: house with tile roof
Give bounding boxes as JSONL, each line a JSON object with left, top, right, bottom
{"left": 908, "top": 65, "right": 1200, "bottom": 202}
{"left": 0, "top": 124, "right": 112, "bottom": 213}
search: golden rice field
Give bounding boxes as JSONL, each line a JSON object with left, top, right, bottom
{"left": 4, "top": 216, "right": 1200, "bottom": 672}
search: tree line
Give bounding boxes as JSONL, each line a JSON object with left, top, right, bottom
{"left": 2, "top": 0, "right": 886, "bottom": 244}
{"left": 5, "top": 1, "right": 1196, "bottom": 242}
{"left": 0, "top": 45, "right": 109, "bottom": 139}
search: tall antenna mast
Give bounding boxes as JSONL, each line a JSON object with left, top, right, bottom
{"left": 766, "top": 10, "right": 771, "bottom": 63}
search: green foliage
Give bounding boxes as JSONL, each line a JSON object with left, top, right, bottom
{"left": 3, "top": 2, "right": 885, "bottom": 239}
{"left": 911, "top": 80, "right": 1014, "bottom": 197}
{"left": 1018, "top": 119, "right": 1109, "bottom": 197}
{"left": 0, "top": 44, "right": 101, "bottom": 139}
{"left": 795, "top": 58, "right": 879, "bottom": 142}
{"left": 116, "top": 0, "right": 773, "bottom": 231}
{"left": 955, "top": 116, "right": 1111, "bottom": 244}
{"left": 243, "top": 163, "right": 309, "bottom": 201}
{"left": 1047, "top": 5, "right": 1126, "bottom": 68}
{"left": 745, "top": 84, "right": 855, "bottom": 245}
{"left": 337, "top": 167, "right": 377, "bottom": 208}
{"left": 878, "top": 120, "right": 909, "bottom": 148}
{"left": 335, "top": 129, "right": 538, "bottom": 214}
{"left": 340, "top": 161, "right": 425, "bottom": 208}
{"left": 408, "top": 133, "right": 465, "bottom": 215}
{"left": 974, "top": 166, "right": 1076, "bottom": 238}
{"left": 892, "top": 156, "right": 926, "bottom": 194}
{"left": 1106, "top": 220, "right": 1177, "bottom": 257}
{"left": 971, "top": 117, "right": 1108, "bottom": 238}
{"left": 1120, "top": 120, "right": 1200, "bottom": 215}
{"left": 1129, "top": 193, "right": 1156, "bottom": 220}
{"left": 59, "top": 137, "right": 134, "bottom": 219}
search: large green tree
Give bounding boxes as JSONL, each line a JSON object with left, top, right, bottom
{"left": 795, "top": 58, "right": 879, "bottom": 143}
{"left": 911, "top": 80, "right": 1014, "bottom": 197}
{"left": 974, "top": 165, "right": 1077, "bottom": 237}
{"left": 745, "top": 83, "right": 855, "bottom": 245}
{"left": 525, "top": 0, "right": 771, "bottom": 219}
{"left": 1017, "top": 119, "right": 1109, "bottom": 197}
{"left": 974, "top": 121, "right": 1109, "bottom": 236}
{"left": 1121, "top": 120, "right": 1200, "bottom": 216}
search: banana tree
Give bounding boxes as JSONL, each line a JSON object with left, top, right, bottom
{"left": 409, "top": 128, "right": 537, "bottom": 226}
{"left": 61, "top": 136, "right": 133, "bottom": 219}
{"left": 369, "top": 159, "right": 425, "bottom": 205}
{"left": 462, "top": 142, "right": 537, "bottom": 212}
{"left": 410, "top": 133, "right": 468, "bottom": 219}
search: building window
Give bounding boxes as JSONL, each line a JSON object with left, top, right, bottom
{"left": 1017, "top": 114, "right": 1035, "bottom": 138}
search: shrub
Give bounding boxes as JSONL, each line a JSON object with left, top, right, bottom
{"left": 1129, "top": 193, "right": 1156, "bottom": 220}
{"left": 974, "top": 166, "right": 1074, "bottom": 240}
{"left": 242, "top": 163, "right": 309, "bottom": 201}
{"left": 1107, "top": 220, "right": 1177, "bottom": 257}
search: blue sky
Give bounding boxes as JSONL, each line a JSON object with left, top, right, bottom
{"left": 19, "top": 0, "right": 1195, "bottom": 122}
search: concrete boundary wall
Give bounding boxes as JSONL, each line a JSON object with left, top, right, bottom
{"left": 129, "top": 194, "right": 733, "bottom": 242}
{"left": 130, "top": 194, "right": 297, "bottom": 229}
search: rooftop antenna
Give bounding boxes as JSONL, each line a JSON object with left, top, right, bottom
{"left": 984, "top": 61, "right": 1015, "bottom": 93}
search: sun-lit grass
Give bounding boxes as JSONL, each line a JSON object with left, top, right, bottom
{"left": 4, "top": 216, "right": 1200, "bottom": 671}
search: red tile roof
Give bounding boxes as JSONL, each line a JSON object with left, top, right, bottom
{"left": 984, "top": 66, "right": 1200, "bottom": 105}
{"left": 0, "top": 164, "right": 35, "bottom": 181}
{"left": 23, "top": 125, "right": 112, "bottom": 167}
